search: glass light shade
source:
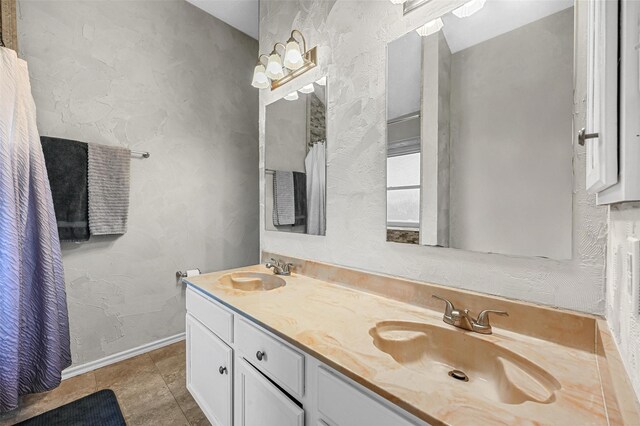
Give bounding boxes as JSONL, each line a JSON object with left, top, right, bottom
{"left": 415, "top": 18, "right": 444, "bottom": 37}
{"left": 284, "top": 40, "right": 304, "bottom": 70}
{"left": 452, "top": 0, "right": 486, "bottom": 18}
{"left": 284, "top": 91, "right": 299, "bottom": 101}
{"left": 316, "top": 76, "right": 327, "bottom": 86}
{"left": 266, "top": 53, "right": 285, "bottom": 80}
{"left": 389, "top": 0, "right": 406, "bottom": 4}
{"left": 251, "top": 64, "right": 270, "bottom": 89}
{"left": 299, "top": 84, "right": 314, "bottom": 94}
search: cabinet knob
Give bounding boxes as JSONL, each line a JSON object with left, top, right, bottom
{"left": 219, "top": 366, "right": 227, "bottom": 375}
{"left": 256, "top": 350, "right": 265, "bottom": 361}
{"left": 578, "top": 128, "right": 599, "bottom": 146}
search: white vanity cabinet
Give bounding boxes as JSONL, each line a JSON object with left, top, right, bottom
{"left": 185, "top": 286, "right": 427, "bottom": 426}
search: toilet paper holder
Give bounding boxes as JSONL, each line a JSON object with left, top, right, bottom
{"left": 176, "top": 269, "right": 201, "bottom": 279}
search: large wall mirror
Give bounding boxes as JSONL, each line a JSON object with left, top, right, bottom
{"left": 386, "top": 0, "right": 574, "bottom": 259}
{"left": 265, "top": 77, "right": 327, "bottom": 235}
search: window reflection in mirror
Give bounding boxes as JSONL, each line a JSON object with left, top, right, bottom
{"left": 265, "top": 78, "right": 327, "bottom": 236}
{"left": 386, "top": 1, "right": 574, "bottom": 260}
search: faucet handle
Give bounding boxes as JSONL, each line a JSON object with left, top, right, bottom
{"left": 475, "top": 309, "right": 509, "bottom": 327}
{"left": 432, "top": 295, "right": 455, "bottom": 317}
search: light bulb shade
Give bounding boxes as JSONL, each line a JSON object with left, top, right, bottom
{"left": 452, "top": 0, "right": 486, "bottom": 18}
{"left": 266, "top": 53, "right": 285, "bottom": 80}
{"left": 316, "top": 76, "right": 327, "bottom": 86}
{"left": 284, "top": 91, "right": 299, "bottom": 101}
{"left": 389, "top": 0, "right": 406, "bottom": 4}
{"left": 299, "top": 84, "right": 315, "bottom": 94}
{"left": 251, "top": 64, "right": 270, "bottom": 89}
{"left": 416, "top": 18, "right": 444, "bottom": 37}
{"left": 284, "top": 40, "right": 304, "bottom": 70}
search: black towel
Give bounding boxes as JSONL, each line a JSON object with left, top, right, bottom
{"left": 41, "top": 137, "right": 90, "bottom": 242}
{"left": 293, "top": 171, "right": 306, "bottom": 227}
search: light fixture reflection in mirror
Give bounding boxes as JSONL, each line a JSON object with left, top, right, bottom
{"left": 452, "top": 0, "right": 486, "bottom": 18}
{"left": 299, "top": 84, "right": 315, "bottom": 94}
{"left": 398, "top": 0, "right": 483, "bottom": 16}
{"left": 415, "top": 18, "right": 444, "bottom": 37}
{"left": 402, "top": 0, "right": 434, "bottom": 15}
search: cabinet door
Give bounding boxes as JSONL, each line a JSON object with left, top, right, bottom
{"left": 186, "top": 314, "right": 233, "bottom": 426}
{"left": 585, "top": 0, "right": 618, "bottom": 193}
{"left": 235, "top": 357, "right": 304, "bottom": 426}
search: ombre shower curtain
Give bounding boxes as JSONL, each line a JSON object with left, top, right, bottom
{"left": 0, "top": 47, "right": 71, "bottom": 412}
{"left": 305, "top": 141, "right": 326, "bottom": 235}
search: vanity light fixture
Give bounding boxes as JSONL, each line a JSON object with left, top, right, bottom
{"left": 266, "top": 44, "right": 286, "bottom": 80}
{"left": 251, "top": 55, "right": 270, "bottom": 89}
{"left": 389, "top": 0, "right": 407, "bottom": 4}
{"left": 284, "top": 30, "right": 306, "bottom": 70}
{"left": 299, "top": 83, "right": 315, "bottom": 94}
{"left": 316, "top": 76, "right": 327, "bottom": 86}
{"left": 284, "top": 91, "right": 299, "bottom": 101}
{"left": 415, "top": 18, "right": 444, "bottom": 37}
{"left": 452, "top": 0, "right": 486, "bottom": 18}
{"left": 251, "top": 29, "right": 318, "bottom": 90}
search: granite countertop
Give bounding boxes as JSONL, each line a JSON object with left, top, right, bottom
{"left": 186, "top": 264, "right": 611, "bottom": 426}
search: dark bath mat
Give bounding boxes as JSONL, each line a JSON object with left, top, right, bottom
{"left": 17, "top": 389, "right": 126, "bottom": 426}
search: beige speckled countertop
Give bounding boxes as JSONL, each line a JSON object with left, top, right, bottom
{"left": 185, "top": 263, "right": 636, "bottom": 426}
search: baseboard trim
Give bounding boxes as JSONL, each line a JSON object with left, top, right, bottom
{"left": 61, "top": 332, "right": 186, "bottom": 380}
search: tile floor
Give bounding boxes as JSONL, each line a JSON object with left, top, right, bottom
{"left": 0, "top": 341, "right": 209, "bottom": 426}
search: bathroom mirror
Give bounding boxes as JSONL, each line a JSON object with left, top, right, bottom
{"left": 386, "top": 1, "right": 574, "bottom": 259}
{"left": 265, "top": 77, "right": 327, "bottom": 235}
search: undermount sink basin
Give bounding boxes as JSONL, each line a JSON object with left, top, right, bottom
{"left": 218, "top": 272, "right": 286, "bottom": 291}
{"left": 369, "top": 321, "right": 561, "bottom": 405}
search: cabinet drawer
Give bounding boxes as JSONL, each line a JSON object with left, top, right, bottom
{"left": 317, "top": 367, "right": 418, "bottom": 426}
{"left": 186, "top": 287, "right": 233, "bottom": 343}
{"left": 235, "top": 317, "right": 305, "bottom": 398}
{"left": 235, "top": 358, "right": 304, "bottom": 426}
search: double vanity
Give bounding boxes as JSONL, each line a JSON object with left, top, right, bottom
{"left": 184, "top": 256, "right": 640, "bottom": 426}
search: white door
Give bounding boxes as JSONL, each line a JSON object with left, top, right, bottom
{"left": 585, "top": 0, "right": 618, "bottom": 193}
{"left": 235, "top": 357, "right": 304, "bottom": 426}
{"left": 186, "top": 313, "right": 233, "bottom": 426}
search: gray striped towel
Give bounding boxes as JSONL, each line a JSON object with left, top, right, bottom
{"left": 88, "top": 143, "right": 131, "bottom": 235}
{"left": 273, "top": 171, "right": 295, "bottom": 226}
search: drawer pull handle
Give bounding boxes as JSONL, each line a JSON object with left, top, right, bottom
{"left": 256, "top": 350, "right": 265, "bottom": 361}
{"left": 219, "top": 366, "right": 227, "bottom": 375}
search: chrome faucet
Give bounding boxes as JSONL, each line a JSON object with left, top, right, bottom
{"left": 432, "top": 295, "right": 508, "bottom": 335}
{"left": 265, "top": 258, "right": 293, "bottom": 276}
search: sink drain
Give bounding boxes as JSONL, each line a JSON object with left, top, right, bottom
{"left": 448, "top": 369, "right": 469, "bottom": 382}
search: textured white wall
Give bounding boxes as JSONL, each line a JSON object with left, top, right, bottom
{"left": 607, "top": 203, "right": 640, "bottom": 401}
{"left": 19, "top": 0, "right": 259, "bottom": 365}
{"left": 260, "top": 0, "right": 607, "bottom": 314}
